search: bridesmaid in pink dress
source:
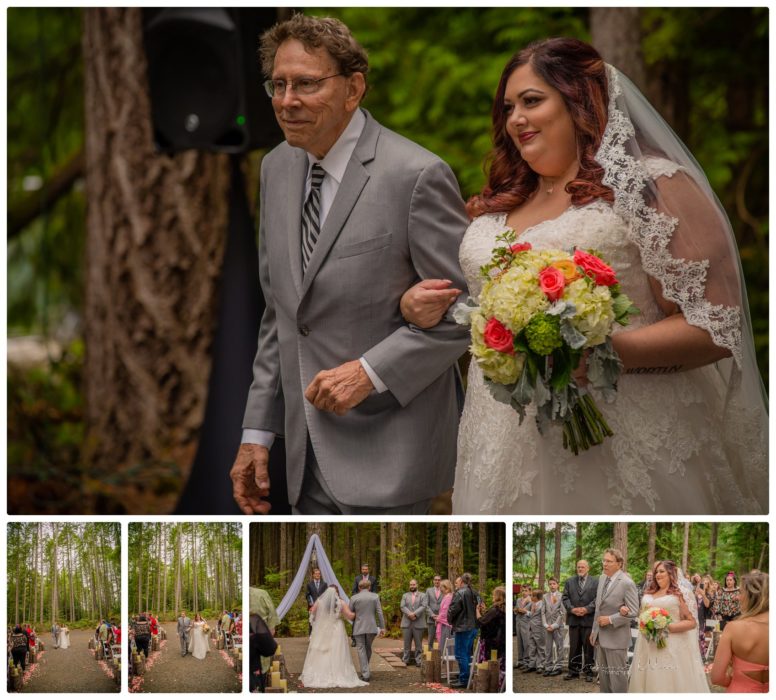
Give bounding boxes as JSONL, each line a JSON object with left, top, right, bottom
{"left": 711, "top": 572, "right": 768, "bottom": 692}
{"left": 436, "top": 580, "right": 455, "bottom": 653}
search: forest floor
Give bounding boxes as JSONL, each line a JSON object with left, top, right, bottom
{"left": 131, "top": 622, "right": 241, "bottom": 693}
{"left": 511, "top": 635, "right": 726, "bottom": 693}
{"left": 277, "top": 636, "right": 471, "bottom": 693}
{"left": 21, "top": 629, "right": 118, "bottom": 693}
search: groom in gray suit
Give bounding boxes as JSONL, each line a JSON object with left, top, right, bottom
{"left": 349, "top": 579, "right": 385, "bottom": 681}
{"left": 230, "top": 14, "right": 469, "bottom": 515}
{"left": 177, "top": 610, "right": 192, "bottom": 657}
{"left": 590, "top": 548, "right": 638, "bottom": 692}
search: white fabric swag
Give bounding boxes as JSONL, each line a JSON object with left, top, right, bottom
{"left": 275, "top": 533, "right": 350, "bottom": 621}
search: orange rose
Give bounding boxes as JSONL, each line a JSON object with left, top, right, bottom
{"left": 551, "top": 259, "right": 581, "bottom": 283}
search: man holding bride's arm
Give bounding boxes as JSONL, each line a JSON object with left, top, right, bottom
{"left": 230, "top": 13, "right": 469, "bottom": 516}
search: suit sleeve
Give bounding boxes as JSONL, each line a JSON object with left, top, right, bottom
{"left": 242, "top": 158, "right": 286, "bottom": 434}
{"left": 400, "top": 594, "right": 412, "bottom": 617}
{"left": 362, "top": 159, "right": 470, "bottom": 407}
{"left": 376, "top": 598, "right": 386, "bottom": 630}
{"left": 561, "top": 582, "right": 572, "bottom": 612}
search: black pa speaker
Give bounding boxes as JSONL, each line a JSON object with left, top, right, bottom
{"left": 143, "top": 8, "right": 283, "bottom": 153}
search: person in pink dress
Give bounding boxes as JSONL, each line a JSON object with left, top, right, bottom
{"left": 711, "top": 571, "right": 768, "bottom": 692}
{"left": 435, "top": 579, "right": 455, "bottom": 654}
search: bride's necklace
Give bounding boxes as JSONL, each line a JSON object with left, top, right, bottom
{"left": 541, "top": 176, "right": 556, "bottom": 195}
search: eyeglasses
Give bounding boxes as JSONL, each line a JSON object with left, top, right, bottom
{"left": 264, "top": 73, "right": 344, "bottom": 97}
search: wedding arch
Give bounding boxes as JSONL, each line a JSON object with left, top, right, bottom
{"left": 275, "top": 533, "right": 350, "bottom": 620}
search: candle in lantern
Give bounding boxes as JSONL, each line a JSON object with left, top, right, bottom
{"left": 271, "top": 671, "right": 281, "bottom": 687}
{"left": 280, "top": 679, "right": 288, "bottom": 692}
{"left": 491, "top": 649, "right": 498, "bottom": 661}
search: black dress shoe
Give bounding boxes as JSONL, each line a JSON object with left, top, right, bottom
{"left": 564, "top": 673, "right": 579, "bottom": 680}
{"left": 542, "top": 670, "right": 551, "bottom": 677}
{"left": 549, "top": 669, "right": 562, "bottom": 676}
{"left": 585, "top": 674, "right": 595, "bottom": 682}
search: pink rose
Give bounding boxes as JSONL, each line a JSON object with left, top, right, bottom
{"left": 510, "top": 242, "right": 532, "bottom": 253}
{"left": 573, "top": 249, "right": 618, "bottom": 286}
{"left": 539, "top": 266, "right": 566, "bottom": 301}
{"left": 483, "top": 317, "right": 515, "bottom": 355}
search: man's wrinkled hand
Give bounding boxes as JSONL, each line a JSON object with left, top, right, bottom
{"left": 229, "top": 443, "right": 271, "bottom": 515}
{"left": 304, "top": 360, "right": 374, "bottom": 415}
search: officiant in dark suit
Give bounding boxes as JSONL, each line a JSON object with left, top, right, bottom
{"left": 306, "top": 568, "right": 329, "bottom": 607}
{"left": 561, "top": 559, "right": 598, "bottom": 682}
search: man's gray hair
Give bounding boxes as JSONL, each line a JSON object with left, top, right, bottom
{"left": 259, "top": 13, "right": 369, "bottom": 83}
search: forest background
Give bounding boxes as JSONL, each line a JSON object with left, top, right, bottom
{"left": 127, "top": 522, "right": 242, "bottom": 621}
{"left": 7, "top": 7, "right": 768, "bottom": 513}
{"left": 514, "top": 522, "right": 769, "bottom": 589}
{"left": 6, "top": 522, "right": 121, "bottom": 628}
{"left": 250, "top": 522, "right": 505, "bottom": 637}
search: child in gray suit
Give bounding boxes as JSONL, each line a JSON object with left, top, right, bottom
{"left": 523, "top": 591, "right": 546, "bottom": 673}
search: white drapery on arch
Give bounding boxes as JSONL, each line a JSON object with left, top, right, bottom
{"left": 275, "top": 533, "right": 350, "bottom": 620}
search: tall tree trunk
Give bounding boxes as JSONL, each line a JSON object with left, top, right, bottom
{"left": 478, "top": 523, "right": 488, "bottom": 591}
{"left": 553, "top": 523, "right": 562, "bottom": 579}
{"left": 156, "top": 524, "right": 162, "bottom": 613}
{"left": 613, "top": 523, "right": 628, "bottom": 571}
{"left": 647, "top": 523, "right": 657, "bottom": 569}
{"left": 447, "top": 523, "right": 463, "bottom": 583}
{"left": 52, "top": 523, "right": 59, "bottom": 624}
{"left": 709, "top": 523, "right": 719, "bottom": 572}
{"left": 575, "top": 523, "right": 583, "bottom": 562}
{"left": 379, "top": 523, "right": 387, "bottom": 584}
{"left": 163, "top": 524, "right": 169, "bottom": 618}
{"left": 434, "top": 524, "right": 444, "bottom": 574}
{"left": 682, "top": 522, "right": 691, "bottom": 573}
{"left": 589, "top": 8, "right": 647, "bottom": 91}
{"left": 81, "top": 9, "right": 229, "bottom": 505}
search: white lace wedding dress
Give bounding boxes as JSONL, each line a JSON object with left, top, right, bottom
{"left": 628, "top": 594, "right": 709, "bottom": 692}
{"left": 453, "top": 186, "right": 766, "bottom": 515}
{"left": 299, "top": 592, "right": 367, "bottom": 688}
{"left": 58, "top": 627, "right": 70, "bottom": 649}
{"left": 188, "top": 621, "right": 210, "bottom": 660}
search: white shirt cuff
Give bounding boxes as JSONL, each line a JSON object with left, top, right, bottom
{"left": 241, "top": 429, "right": 275, "bottom": 449}
{"left": 360, "top": 357, "right": 388, "bottom": 393}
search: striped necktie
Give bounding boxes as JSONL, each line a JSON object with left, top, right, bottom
{"left": 301, "top": 163, "right": 325, "bottom": 273}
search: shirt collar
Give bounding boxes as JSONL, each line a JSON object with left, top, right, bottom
{"left": 306, "top": 108, "right": 366, "bottom": 183}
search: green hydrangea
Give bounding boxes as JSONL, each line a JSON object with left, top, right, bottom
{"left": 524, "top": 313, "right": 563, "bottom": 355}
{"left": 565, "top": 278, "right": 615, "bottom": 346}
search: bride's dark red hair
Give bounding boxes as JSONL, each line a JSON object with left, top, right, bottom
{"left": 467, "top": 37, "right": 613, "bottom": 219}
{"left": 643, "top": 560, "right": 683, "bottom": 598}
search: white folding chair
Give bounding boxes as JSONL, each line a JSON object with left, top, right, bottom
{"left": 466, "top": 637, "right": 481, "bottom": 690}
{"left": 704, "top": 620, "right": 720, "bottom": 662}
{"left": 442, "top": 635, "right": 459, "bottom": 683}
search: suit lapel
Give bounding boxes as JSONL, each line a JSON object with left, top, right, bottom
{"left": 299, "top": 112, "right": 379, "bottom": 298}
{"left": 286, "top": 149, "right": 308, "bottom": 298}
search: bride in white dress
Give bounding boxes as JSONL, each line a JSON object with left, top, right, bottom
{"left": 299, "top": 586, "right": 367, "bottom": 689}
{"left": 58, "top": 625, "right": 70, "bottom": 649}
{"left": 188, "top": 614, "right": 210, "bottom": 660}
{"left": 401, "top": 37, "right": 767, "bottom": 515}
{"left": 627, "top": 561, "right": 709, "bottom": 692}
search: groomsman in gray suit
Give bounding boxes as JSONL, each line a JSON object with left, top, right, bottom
{"left": 424, "top": 575, "right": 444, "bottom": 649}
{"left": 231, "top": 13, "right": 469, "bottom": 516}
{"left": 590, "top": 549, "right": 639, "bottom": 692}
{"left": 542, "top": 578, "right": 565, "bottom": 676}
{"left": 400, "top": 579, "right": 427, "bottom": 665}
{"left": 349, "top": 579, "right": 385, "bottom": 681}
{"left": 177, "top": 610, "right": 192, "bottom": 657}
{"left": 514, "top": 586, "right": 532, "bottom": 669}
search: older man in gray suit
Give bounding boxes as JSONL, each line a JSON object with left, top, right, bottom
{"left": 230, "top": 14, "right": 469, "bottom": 516}
{"left": 590, "top": 548, "right": 639, "bottom": 692}
{"left": 401, "top": 579, "right": 427, "bottom": 666}
{"left": 177, "top": 610, "right": 192, "bottom": 657}
{"left": 348, "top": 578, "right": 385, "bottom": 681}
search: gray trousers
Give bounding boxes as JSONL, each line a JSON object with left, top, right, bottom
{"left": 402, "top": 626, "right": 424, "bottom": 664}
{"left": 596, "top": 645, "right": 628, "bottom": 693}
{"left": 293, "top": 443, "right": 431, "bottom": 515}
{"left": 179, "top": 630, "right": 189, "bottom": 655}
{"left": 354, "top": 633, "right": 376, "bottom": 680}
{"left": 517, "top": 623, "right": 530, "bottom": 664}
{"left": 427, "top": 620, "right": 438, "bottom": 648}
{"left": 544, "top": 627, "right": 564, "bottom": 671}
{"left": 527, "top": 625, "right": 546, "bottom": 670}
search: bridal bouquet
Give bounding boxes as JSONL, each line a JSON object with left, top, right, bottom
{"left": 453, "top": 231, "right": 638, "bottom": 454}
{"left": 203, "top": 624, "right": 210, "bottom": 634}
{"left": 638, "top": 607, "right": 672, "bottom": 649}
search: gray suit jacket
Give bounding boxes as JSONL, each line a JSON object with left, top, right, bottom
{"left": 242, "top": 109, "right": 470, "bottom": 508}
{"left": 425, "top": 587, "right": 443, "bottom": 620}
{"left": 590, "top": 571, "right": 639, "bottom": 649}
{"left": 541, "top": 592, "right": 565, "bottom": 630}
{"left": 177, "top": 616, "right": 191, "bottom": 637}
{"left": 400, "top": 591, "right": 428, "bottom": 629}
{"left": 350, "top": 591, "right": 385, "bottom": 635}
